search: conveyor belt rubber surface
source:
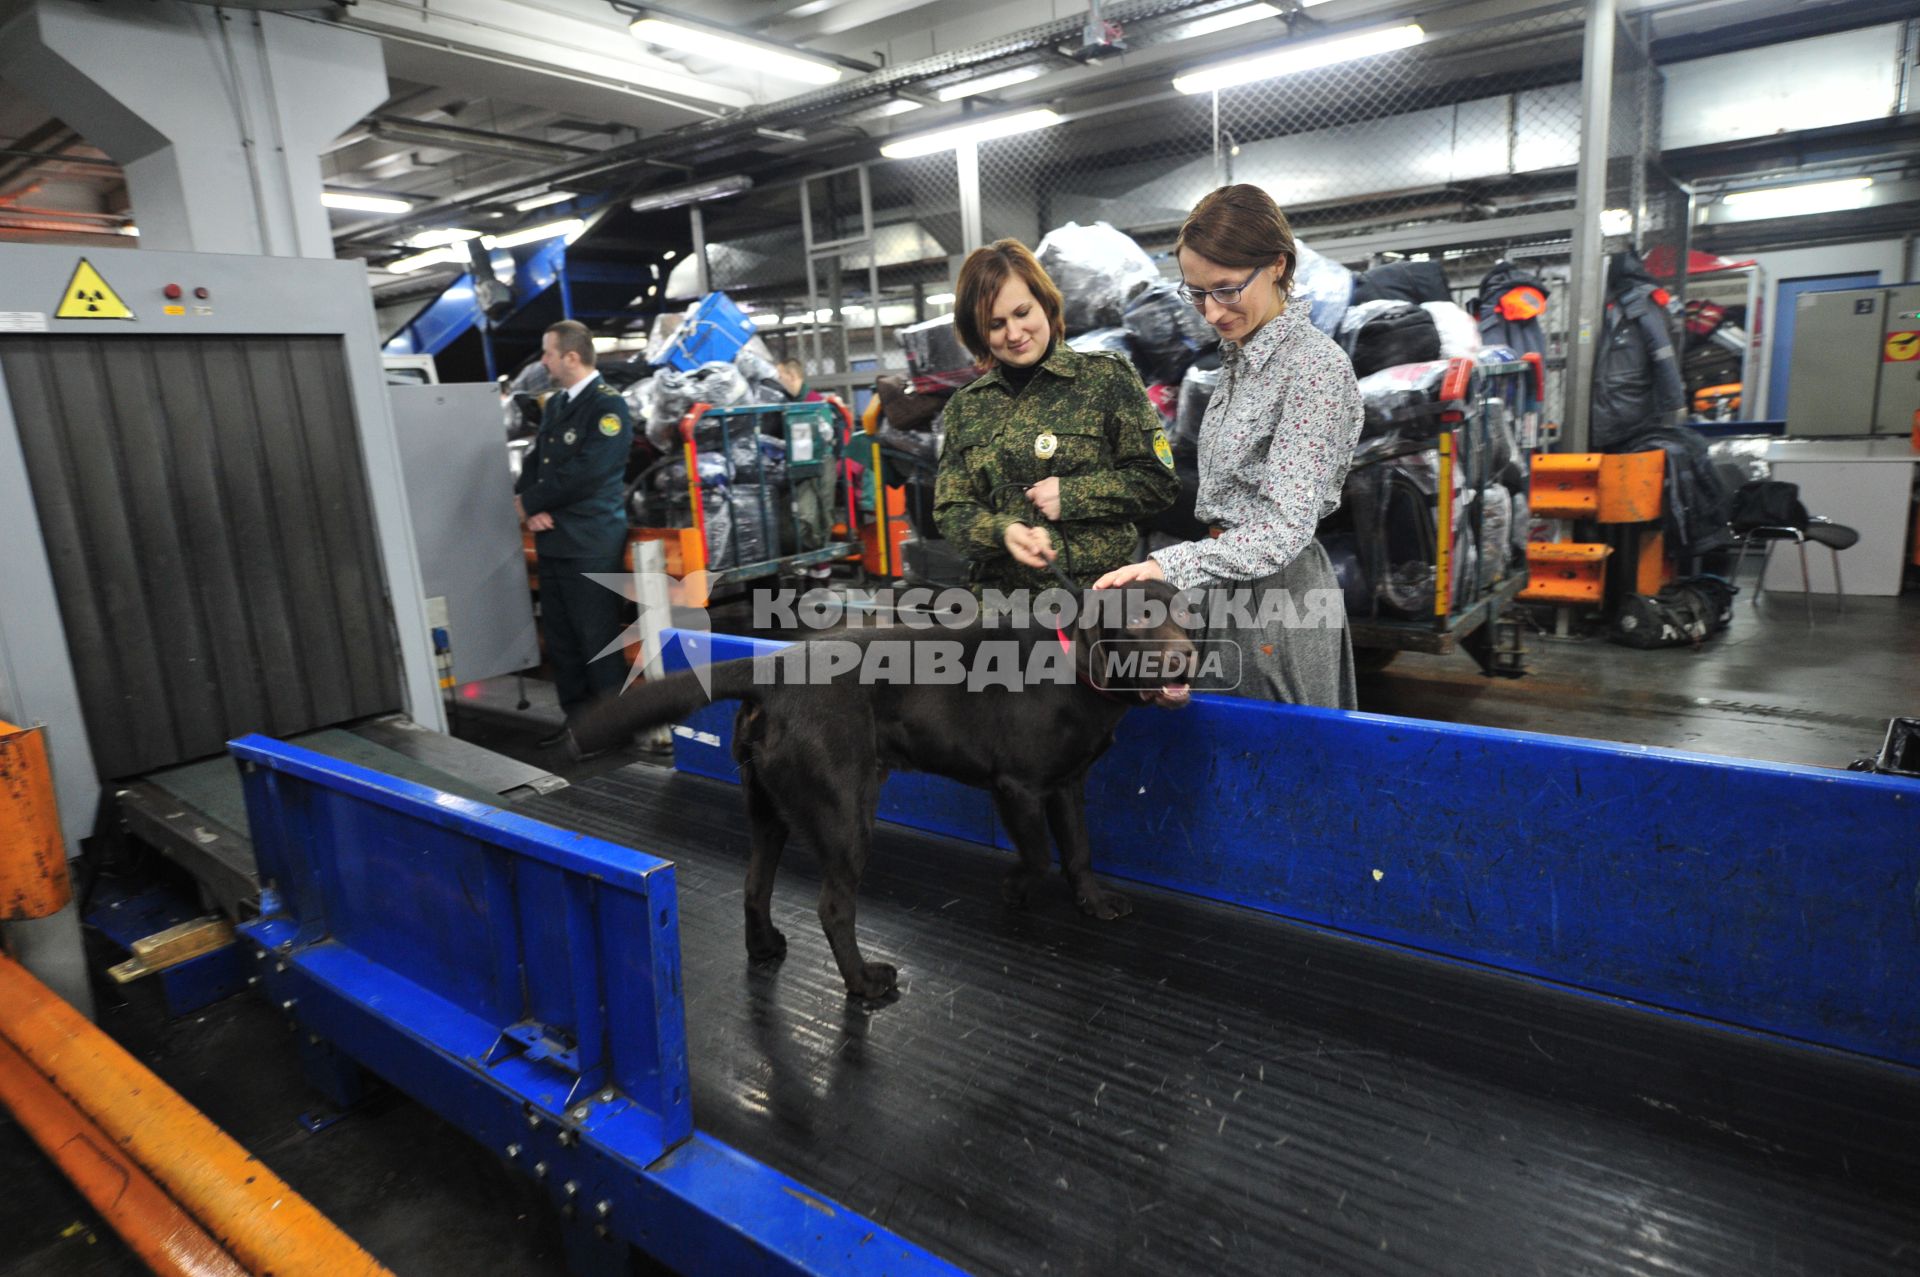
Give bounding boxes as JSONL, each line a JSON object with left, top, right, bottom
{"left": 519, "top": 765, "right": 1920, "bottom": 1277}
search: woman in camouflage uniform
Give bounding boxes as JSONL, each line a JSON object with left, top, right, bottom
{"left": 933, "top": 239, "right": 1179, "bottom": 595}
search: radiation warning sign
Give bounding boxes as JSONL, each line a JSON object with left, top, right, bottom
{"left": 1884, "top": 331, "right": 1920, "bottom": 363}
{"left": 55, "top": 258, "right": 134, "bottom": 320}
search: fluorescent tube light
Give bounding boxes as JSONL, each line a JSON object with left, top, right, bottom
{"left": 880, "top": 109, "right": 1063, "bottom": 159}
{"left": 1173, "top": 23, "right": 1425, "bottom": 94}
{"left": 406, "top": 227, "right": 483, "bottom": 248}
{"left": 323, "top": 191, "right": 413, "bottom": 214}
{"left": 1721, "top": 177, "right": 1872, "bottom": 218}
{"left": 513, "top": 190, "right": 574, "bottom": 213}
{"left": 630, "top": 16, "right": 842, "bottom": 85}
{"left": 925, "top": 292, "right": 955, "bottom": 305}
{"left": 386, "top": 247, "right": 466, "bottom": 274}
{"left": 936, "top": 66, "right": 1045, "bottom": 102}
{"left": 485, "top": 218, "right": 586, "bottom": 250}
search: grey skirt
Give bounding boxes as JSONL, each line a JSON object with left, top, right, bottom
{"left": 1195, "top": 540, "right": 1357, "bottom": 709}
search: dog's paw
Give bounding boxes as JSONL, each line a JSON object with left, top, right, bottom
{"left": 1076, "top": 888, "right": 1133, "bottom": 921}
{"left": 845, "top": 961, "right": 898, "bottom": 1001}
{"left": 746, "top": 926, "right": 788, "bottom": 963}
{"left": 1000, "top": 870, "right": 1037, "bottom": 909}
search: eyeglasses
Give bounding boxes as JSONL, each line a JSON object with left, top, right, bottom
{"left": 1176, "top": 266, "right": 1263, "bottom": 309}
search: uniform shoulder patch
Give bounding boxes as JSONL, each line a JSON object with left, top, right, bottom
{"left": 597, "top": 380, "right": 621, "bottom": 395}
{"left": 599, "top": 413, "right": 623, "bottom": 437}
{"left": 1152, "top": 430, "right": 1175, "bottom": 469}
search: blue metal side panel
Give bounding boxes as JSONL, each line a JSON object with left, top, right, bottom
{"left": 233, "top": 735, "right": 690, "bottom": 1136}
{"left": 384, "top": 275, "right": 481, "bottom": 357}
{"left": 650, "top": 629, "right": 1920, "bottom": 1068}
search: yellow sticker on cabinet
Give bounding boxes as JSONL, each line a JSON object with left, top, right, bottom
{"left": 55, "top": 258, "right": 134, "bottom": 320}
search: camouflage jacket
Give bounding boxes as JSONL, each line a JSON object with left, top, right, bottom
{"left": 933, "top": 345, "right": 1179, "bottom": 593}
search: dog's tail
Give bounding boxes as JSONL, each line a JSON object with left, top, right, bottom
{"left": 568, "top": 657, "right": 759, "bottom": 755}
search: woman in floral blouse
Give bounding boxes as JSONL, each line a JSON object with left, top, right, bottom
{"left": 1094, "top": 185, "right": 1364, "bottom": 708}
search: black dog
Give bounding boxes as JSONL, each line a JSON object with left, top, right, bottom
{"left": 571, "top": 581, "right": 1197, "bottom": 1001}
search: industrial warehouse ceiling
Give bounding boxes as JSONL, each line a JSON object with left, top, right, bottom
{"left": 0, "top": 0, "right": 1912, "bottom": 267}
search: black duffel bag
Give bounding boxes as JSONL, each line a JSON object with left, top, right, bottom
{"left": 1609, "top": 575, "right": 1737, "bottom": 649}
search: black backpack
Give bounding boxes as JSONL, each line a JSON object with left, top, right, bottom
{"left": 1609, "top": 575, "right": 1737, "bottom": 649}
{"left": 1729, "top": 479, "right": 1808, "bottom": 532}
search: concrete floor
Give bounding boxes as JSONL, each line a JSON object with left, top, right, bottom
{"left": 3, "top": 578, "right": 1916, "bottom": 1276}
{"left": 1359, "top": 591, "right": 1920, "bottom": 770}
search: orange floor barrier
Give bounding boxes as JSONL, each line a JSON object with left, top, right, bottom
{"left": 0, "top": 954, "right": 392, "bottom": 1277}
{"left": 0, "top": 1034, "right": 247, "bottom": 1277}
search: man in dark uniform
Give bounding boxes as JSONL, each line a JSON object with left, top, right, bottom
{"left": 515, "top": 319, "right": 631, "bottom": 748}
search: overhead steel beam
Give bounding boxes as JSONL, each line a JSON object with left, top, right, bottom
{"left": 366, "top": 116, "right": 594, "bottom": 165}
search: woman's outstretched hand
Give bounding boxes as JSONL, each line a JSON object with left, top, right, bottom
{"left": 1092, "top": 559, "right": 1166, "bottom": 590}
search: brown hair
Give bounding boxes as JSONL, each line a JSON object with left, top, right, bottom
{"left": 1177, "top": 184, "right": 1297, "bottom": 299}
{"left": 952, "top": 238, "right": 1065, "bottom": 364}
{"left": 544, "top": 318, "right": 596, "bottom": 367}
{"left": 776, "top": 357, "right": 806, "bottom": 379}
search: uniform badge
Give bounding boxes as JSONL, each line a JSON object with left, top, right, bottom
{"left": 1152, "top": 430, "right": 1175, "bottom": 469}
{"left": 1034, "top": 431, "right": 1058, "bottom": 460}
{"left": 599, "top": 413, "right": 622, "bottom": 437}
{"left": 563, "top": 429, "right": 578, "bottom": 445}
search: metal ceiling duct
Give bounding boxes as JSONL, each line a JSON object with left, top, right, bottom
{"left": 628, "top": 175, "right": 753, "bottom": 212}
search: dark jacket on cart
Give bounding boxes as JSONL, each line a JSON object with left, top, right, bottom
{"left": 934, "top": 345, "right": 1179, "bottom": 593}
{"left": 516, "top": 376, "right": 632, "bottom": 559}
{"left": 1592, "top": 250, "right": 1686, "bottom": 450}
{"left": 1470, "top": 260, "right": 1550, "bottom": 359}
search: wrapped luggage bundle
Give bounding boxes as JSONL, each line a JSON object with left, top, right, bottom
{"left": 1170, "top": 357, "right": 1221, "bottom": 460}
{"left": 1354, "top": 359, "right": 1452, "bottom": 439}
{"left": 1291, "top": 240, "right": 1354, "bottom": 336}
{"left": 1035, "top": 220, "right": 1160, "bottom": 332}
{"left": 898, "top": 314, "right": 977, "bottom": 393}
{"left": 1338, "top": 300, "right": 1442, "bottom": 378}
{"left": 1066, "top": 327, "right": 1134, "bottom": 358}
{"left": 647, "top": 360, "right": 752, "bottom": 450}
{"left": 1123, "top": 281, "right": 1216, "bottom": 384}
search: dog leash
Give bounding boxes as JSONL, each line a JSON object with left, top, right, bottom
{"left": 988, "top": 481, "right": 1084, "bottom": 592}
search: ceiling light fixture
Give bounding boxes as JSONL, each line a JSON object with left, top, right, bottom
{"left": 925, "top": 292, "right": 955, "bottom": 305}
{"left": 387, "top": 219, "right": 585, "bottom": 273}
{"left": 1721, "top": 177, "right": 1873, "bottom": 218}
{"left": 385, "top": 247, "right": 465, "bottom": 274}
{"left": 1173, "top": 23, "right": 1425, "bottom": 94}
{"left": 322, "top": 191, "right": 414, "bottom": 214}
{"left": 879, "top": 109, "right": 1063, "bottom": 159}
{"left": 406, "top": 227, "right": 484, "bottom": 248}
{"left": 486, "top": 218, "right": 587, "bottom": 250}
{"left": 629, "top": 16, "right": 843, "bottom": 85}
{"left": 935, "top": 65, "right": 1045, "bottom": 102}
{"left": 513, "top": 190, "right": 575, "bottom": 213}
{"left": 629, "top": 175, "right": 754, "bottom": 212}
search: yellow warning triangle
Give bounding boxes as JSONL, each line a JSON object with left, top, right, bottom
{"left": 55, "top": 258, "right": 134, "bottom": 320}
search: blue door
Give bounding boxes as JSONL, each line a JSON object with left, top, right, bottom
{"left": 1769, "top": 272, "right": 1879, "bottom": 418}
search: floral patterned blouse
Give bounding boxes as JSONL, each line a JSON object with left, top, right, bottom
{"left": 1150, "top": 299, "right": 1364, "bottom": 591}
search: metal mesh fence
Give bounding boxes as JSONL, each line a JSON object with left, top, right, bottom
{"left": 978, "top": 8, "right": 1589, "bottom": 263}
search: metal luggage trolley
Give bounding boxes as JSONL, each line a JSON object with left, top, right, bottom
{"left": 1344, "top": 352, "right": 1546, "bottom": 676}
{"left": 630, "top": 400, "right": 864, "bottom": 604}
